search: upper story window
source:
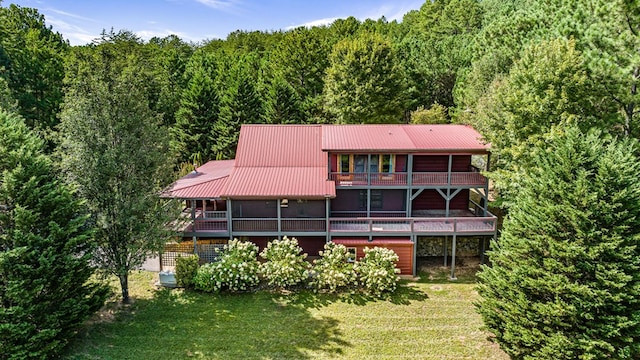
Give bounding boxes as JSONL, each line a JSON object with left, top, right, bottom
{"left": 338, "top": 154, "right": 395, "bottom": 173}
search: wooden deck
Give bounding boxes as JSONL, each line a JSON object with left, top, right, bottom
{"left": 178, "top": 211, "right": 496, "bottom": 236}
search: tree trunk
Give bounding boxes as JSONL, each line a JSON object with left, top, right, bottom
{"left": 118, "top": 272, "right": 130, "bottom": 304}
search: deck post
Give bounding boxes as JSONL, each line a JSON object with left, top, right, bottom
{"left": 446, "top": 155, "right": 452, "bottom": 217}
{"left": 226, "top": 199, "right": 233, "bottom": 240}
{"left": 450, "top": 234, "right": 457, "bottom": 280}
{"left": 277, "top": 198, "right": 282, "bottom": 238}
{"left": 325, "top": 198, "right": 330, "bottom": 243}
{"left": 412, "top": 234, "right": 417, "bottom": 276}
{"left": 443, "top": 236, "right": 447, "bottom": 266}
{"left": 407, "top": 154, "right": 413, "bottom": 187}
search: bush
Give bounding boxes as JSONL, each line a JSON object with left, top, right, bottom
{"left": 194, "top": 239, "right": 260, "bottom": 292}
{"left": 354, "top": 247, "right": 400, "bottom": 296}
{"left": 310, "top": 243, "right": 356, "bottom": 292}
{"left": 175, "top": 254, "right": 199, "bottom": 288}
{"left": 260, "top": 236, "right": 309, "bottom": 288}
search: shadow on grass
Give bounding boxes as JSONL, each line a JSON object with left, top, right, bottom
{"left": 283, "top": 282, "right": 428, "bottom": 309}
{"left": 67, "top": 287, "right": 349, "bottom": 359}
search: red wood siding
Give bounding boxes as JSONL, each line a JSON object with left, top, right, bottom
{"left": 330, "top": 154, "right": 338, "bottom": 173}
{"left": 332, "top": 237, "right": 413, "bottom": 275}
{"left": 412, "top": 189, "right": 469, "bottom": 211}
{"left": 296, "top": 237, "right": 326, "bottom": 257}
{"left": 395, "top": 155, "right": 407, "bottom": 172}
{"left": 412, "top": 155, "right": 471, "bottom": 172}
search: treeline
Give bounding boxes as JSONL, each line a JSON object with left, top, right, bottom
{"left": 2, "top": 0, "right": 640, "bottom": 358}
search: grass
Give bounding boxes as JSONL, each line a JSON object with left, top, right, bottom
{"left": 65, "top": 266, "right": 508, "bottom": 360}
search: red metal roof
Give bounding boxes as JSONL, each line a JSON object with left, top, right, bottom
{"left": 233, "top": 124, "right": 325, "bottom": 167}
{"left": 161, "top": 160, "right": 234, "bottom": 199}
{"left": 164, "top": 124, "right": 488, "bottom": 200}
{"left": 321, "top": 124, "right": 488, "bottom": 153}
{"left": 222, "top": 125, "right": 335, "bottom": 198}
{"left": 222, "top": 167, "right": 335, "bottom": 198}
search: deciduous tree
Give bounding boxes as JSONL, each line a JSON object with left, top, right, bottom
{"left": 60, "top": 45, "right": 176, "bottom": 303}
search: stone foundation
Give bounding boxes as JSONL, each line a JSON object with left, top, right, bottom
{"left": 416, "top": 236, "right": 491, "bottom": 257}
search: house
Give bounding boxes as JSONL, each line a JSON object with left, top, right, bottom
{"left": 162, "top": 124, "right": 497, "bottom": 278}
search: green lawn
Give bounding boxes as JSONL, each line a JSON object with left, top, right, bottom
{"left": 65, "top": 268, "right": 508, "bottom": 360}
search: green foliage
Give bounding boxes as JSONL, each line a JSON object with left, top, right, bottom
{"left": 0, "top": 4, "right": 68, "bottom": 149}
{"left": 310, "top": 243, "right": 356, "bottom": 293}
{"left": 474, "top": 38, "right": 619, "bottom": 201}
{"left": 214, "top": 55, "right": 266, "bottom": 159}
{"left": 264, "top": 76, "right": 305, "bottom": 124}
{"left": 175, "top": 254, "right": 200, "bottom": 288}
{"left": 0, "top": 110, "right": 108, "bottom": 359}
{"left": 259, "top": 236, "right": 309, "bottom": 289}
{"left": 354, "top": 247, "right": 400, "bottom": 296}
{"left": 477, "top": 126, "right": 640, "bottom": 359}
{"left": 399, "top": 0, "right": 483, "bottom": 110}
{"left": 59, "top": 43, "right": 177, "bottom": 303}
{"left": 170, "top": 52, "right": 220, "bottom": 164}
{"left": 410, "top": 103, "right": 449, "bottom": 124}
{"left": 194, "top": 239, "right": 260, "bottom": 293}
{"left": 324, "top": 31, "right": 407, "bottom": 124}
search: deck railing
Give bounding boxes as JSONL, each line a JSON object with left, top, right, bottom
{"left": 182, "top": 214, "right": 496, "bottom": 235}
{"left": 329, "top": 216, "right": 496, "bottom": 235}
{"left": 330, "top": 171, "right": 486, "bottom": 186}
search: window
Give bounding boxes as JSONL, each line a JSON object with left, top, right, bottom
{"left": 340, "top": 154, "right": 350, "bottom": 173}
{"left": 354, "top": 155, "right": 367, "bottom": 173}
{"left": 346, "top": 247, "right": 357, "bottom": 263}
{"left": 358, "top": 190, "right": 367, "bottom": 210}
{"left": 371, "top": 190, "right": 383, "bottom": 209}
{"left": 381, "top": 154, "right": 393, "bottom": 173}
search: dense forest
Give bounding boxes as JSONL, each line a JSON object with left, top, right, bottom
{"left": 2, "top": 0, "right": 640, "bottom": 358}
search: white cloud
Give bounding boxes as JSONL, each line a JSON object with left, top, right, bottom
{"left": 195, "top": 0, "right": 240, "bottom": 10}
{"left": 45, "top": 8, "right": 97, "bottom": 22}
{"left": 285, "top": 17, "right": 339, "bottom": 30}
{"left": 42, "top": 14, "right": 97, "bottom": 45}
{"left": 135, "top": 29, "right": 199, "bottom": 42}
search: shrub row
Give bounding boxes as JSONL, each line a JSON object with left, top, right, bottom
{"left": 175, "top": 237, "right": 400, "bottom": 296}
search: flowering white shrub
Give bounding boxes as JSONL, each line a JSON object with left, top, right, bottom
{"left": 309, "top": 243, "right": 356, "bottom": 293}
{"left": 259, "top": 236, "right": 309, "bottom": 288}
{"left": 353, "top": 247, "right": 400, "bottom": 296}
{"left": 193, "top": 239, "right": 260, "bottom": 293}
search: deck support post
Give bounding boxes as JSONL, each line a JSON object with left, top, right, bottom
{"left": 450, "top": 234, "right": 457, "bottom": 280}
{"left": 190, "top": 200, "right": 197, "bottom": 254}
{"left": 412, "top": 234, "right": 417, "bottom": 276}
{"left": 325, "top": 198, "right": 330, "bottom": 243}
{"left": 480, "top": 237, "right": 486, "bottom": 264}
{"left": 226, "top": 199, "right": 233, "bottom": 240}
{"left": 277, "top": 198, "right": 282, "bottom": 238}
{"left": 443, "top": 236, "right": 448, "bottom": 266}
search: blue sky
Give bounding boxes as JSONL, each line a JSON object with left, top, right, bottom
{"left": 5, "top": 0, "right": 424, "bottom": 45}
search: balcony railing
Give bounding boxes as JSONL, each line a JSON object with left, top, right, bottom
{"left": 181, "top": 213, "right": 496, "bottom": 236}
{"left": 330, "top": 171, "right": 486, "bottom": 187}
{"left": 329, "top": 216, "right": 496, "bottom": 235}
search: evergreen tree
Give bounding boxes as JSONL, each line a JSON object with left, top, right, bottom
{"left": 171, "top": 59, "right": 219, "bottom": 164}
{"left": 0, "top": 4, "right": 68, "bottom": 143}
{"left": 477, "top": 126, "right": 640, "bottom": 359}
{"left": 0, "top": 110, "right": 108, "bottom": 358}
{"left": 214, "top": 58, "right": 265, "bottom": 159}
{"left": 264, "top": 76, "right": 305, "bottom": 124}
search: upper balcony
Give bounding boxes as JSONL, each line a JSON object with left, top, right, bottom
{"left": 329, "top": 170, "right": 486, "bottom": 188}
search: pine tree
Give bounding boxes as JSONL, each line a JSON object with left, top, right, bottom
{"left": 171, "top": 63, "right": 220, "bottom": 164}
{"left": 0, "top": 110, "right": 108, "bottom": 358}
{"left": 264, "top": 76, "right": 305, "bottom": 124}
{"left": 477, "top": 126, "right": 640, "bottom": 359}
{"left": 214, "top": 59, "right": 265, "bottom": 159}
